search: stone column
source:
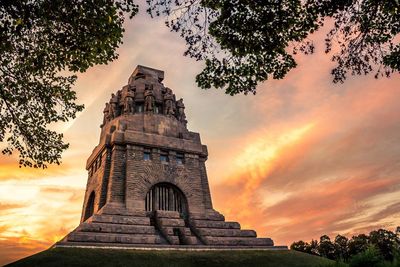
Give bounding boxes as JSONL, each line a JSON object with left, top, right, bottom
{"left": 125, "top": 145, "right": 142, "bottom": 209}
{"left": 199, "top": 156, "right": 213, "bottom": 210}
{"left": 106, "top": 144, "right": 126, "bottom": 204}
{"left": 99, "top": 148, "right": 112, "bottom": 209}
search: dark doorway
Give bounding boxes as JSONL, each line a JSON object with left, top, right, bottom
{"left": 83, "top": 191, "right": 95, "bottom": 221}
{"left": 145, "top": 183, "right": 187, "bottom": 217}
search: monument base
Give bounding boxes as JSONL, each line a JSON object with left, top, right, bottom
{"left": 58, "top": 205, "right": 276, "bottom": 248}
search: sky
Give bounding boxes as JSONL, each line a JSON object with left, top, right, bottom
{"left": 1, "top": 6, "right": 400, "bottom": 266}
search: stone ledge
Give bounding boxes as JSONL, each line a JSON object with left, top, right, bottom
{"left": 88, "top": 214, "right": 150, "bottom": 226}
{"left": 157, "top": 218, "right": 185, "bottom": 227}
{"left": 54, "top": 242, "right": 288, "bottom": 250}
{"left": 203, "top": 237, "right": 274, "bottom": 246}
{"left": 155, "top": 210, "right": 181, "bottom": 219}
{"left": 78, "top": 222, "right": 156, "bottom": 235}
{"left": 196, "top": 228, "right": 256, "bottom": 238}
{"left": 67, "top": 232, "right": 162, "bottom": 244}
{"left": 98, "top": 205, "right": 148, "bottom": 217}
{"left": 189, "top": 211, "right": 225, "bottom": 221}
{"left": 190, "top": 220, "right": 241, "bottom": 229}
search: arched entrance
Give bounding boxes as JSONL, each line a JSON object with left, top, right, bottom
{"left": 145, "top": 183, "right": 187, "bottom": 216}
{"left": 83, "top": 191, "right": 95, "bottom": 221}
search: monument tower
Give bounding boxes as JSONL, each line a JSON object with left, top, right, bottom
{"left": 59, "top": 65, "right": 274, "bottom": 247}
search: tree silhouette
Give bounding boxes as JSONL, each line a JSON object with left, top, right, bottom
{"left": 148, "top": 0, "right": 400, "bottom": 95}
{"left": 0, "top": 0, "right": 137, "bottom": 167}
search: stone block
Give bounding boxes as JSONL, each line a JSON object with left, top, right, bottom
{"left": 78, "top": 222, "right": 156, "bottom": 235}
{"left": 189, "top": 211, "right": 225, "bottom": 221}
{"left": 68, "top": 232, "right": 162, "bottom": 244}
{"left": 190, "top": 219, "right": 241, "bottom": 229}
{"left": 157, "top": 218, "right": 185, "bottom": 227}
{"left": 89, "top": 214, "right": 150, "bottom": 225}
{"left": 155, "top": 210, "right": 181, "bottom": 219}
{"left": 203, "top": 237, "right": 274, "bottom": 246}
{"left": 98, "top": 206, "right": 147, "bottom": 217}
{"left": 196, "top": 228, "right": 256, "bottom": 237}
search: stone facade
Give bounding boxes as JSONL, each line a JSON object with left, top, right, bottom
{"left": 58, "top": 65, "right": 274, "bottom": 247}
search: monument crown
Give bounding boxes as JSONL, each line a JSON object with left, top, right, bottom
{"left": 58, "top": 65, "right": 275, "bottom": 248}
{"left": 101, "top": 65, "right": 187, "bottom": 129}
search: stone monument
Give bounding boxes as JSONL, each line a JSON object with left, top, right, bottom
{"left": 58, "top": 65, "right": 275, "bottom": 247}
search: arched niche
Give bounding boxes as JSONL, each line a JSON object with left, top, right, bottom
{"left": 145, "top": 182, "right": 188, "bottom": 216}
{"left": 83, "top": 191, "right": 95, "bottom": 221}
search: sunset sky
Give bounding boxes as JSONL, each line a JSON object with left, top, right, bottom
{"left": 1, "top": 7, "right": 400, "bottom": 266}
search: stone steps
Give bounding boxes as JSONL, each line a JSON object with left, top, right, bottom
{"left": 97, "top": 205, "right": 148, "bottom": 217}
{"left": 157, "top": 217, "right": 186, "bottom": 227}
{"left": 88, "top": 214, "right": 150, "bottom": 225}
{"left": 196, "top": 228, "right": 256, "bottom": 237}
{"left": 203, "top": 236, "right": 274, "bottom": 246}
{"left": 78, "top": 222, "right": 156, "bottom": 235}
{"left": 190, "top": 219, "right": 241, "bottom": 229}
{"left": 67, "top": 232, "right": 163, "bottom": 244}
{"left": 189, "top": 212, "right": 225, "bottom": 221}
{"left": 154, "top": 210, "right": 200, "bottom": 245}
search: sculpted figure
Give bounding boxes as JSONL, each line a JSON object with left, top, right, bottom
{"left": 144, "top": 85, "right": 155, "bottom": 113}
{"left": 176, "top": 98, "right": 187, "bottom": 125}
{"left": 164, "top": 88, "right": 175, "bottom": 116}
{"left": 123, "top": 88, "right": 135, "bottom": 114}
{"left": 117, "top": 90, "right": 124, "bottom": 114}
{"left": 109, "top": 93, "right": 119, "bottom": 118}
{"left": 102, "top": 103, "right": 111, "bottom": 126}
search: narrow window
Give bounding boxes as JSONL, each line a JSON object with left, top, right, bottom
{"left": 176, "top": 153, "right": 184, "bottom": 164}
{"left": 160, "top": 151, "right": 169, "bottom": 162}
{"left": 143, "top": 149, "right": 151, "bottom": 161}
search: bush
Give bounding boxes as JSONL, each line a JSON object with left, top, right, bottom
{"left": 349, "top": 246, "right": 383, "bottom": 267}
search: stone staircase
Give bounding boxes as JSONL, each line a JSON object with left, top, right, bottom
{"left": 58, "top": 206, "right": 274, "bottom": 248}
{"left": 189, "top": 211, "right": 274, "bottom": 246}
{"left": 154, "top": 210, "right": 199, "bottom": 245}
{"left": 59, "top": 205, "right": 167, "bottom": 246}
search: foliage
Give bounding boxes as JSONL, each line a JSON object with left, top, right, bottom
{"left": 147, "top": 0, "right": 400, "bottom": 95}
{"left": 319, "top": 235, "right": 337, "bottom": 260}
{"left": 291, "top": 239, "right": 319, "bottom": 255}
{"left": 0, "top": 0, "right": 138, "bottom": 167}
{"left": 334, "top": 235, "right": 350, "bottom": 261}
{"left": 349, "top": 245, "right": 383, "bottom": 267}
{"left": 348, "top": 234, "right": 370, "bottom": 257}
{"left": 3, "top": 0, "right": 400, "bottom": 167}
{"left": 369, "top": 229, "right": 400, "bottom": 261}
{"left": 291, "top": 228, "right": 400, "bottom": 264}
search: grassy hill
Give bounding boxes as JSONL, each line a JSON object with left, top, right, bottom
{"left": 6, "top": 247, "right": 333, "bottom": 267}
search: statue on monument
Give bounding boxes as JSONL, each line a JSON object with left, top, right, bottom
{"left": 109, "top": 93, "right": 120, "bottom": 118}
{"left": 101, "top": 103, "right": 111, "bottom": 127}
{"left": 144, "top": 85, "right": 155, "bottom": 113}
{"left": 176, "top": 98, "right": 187, "bottom": 125}
{"left": 164, "top": 87, "right": 175, "bottom": 116}
{"left": 118, "top": 90, "right": 125, "bottom": 115}
{"left": 123, "top": 87, "right": 136, "bottom": 114}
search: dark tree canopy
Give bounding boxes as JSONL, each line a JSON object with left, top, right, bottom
{"left": 2, "top": 0, "right": 400, "bottom": 167}
{"left": 147, "top": 0, "right": 400, "bottom": 95}
{"left": 291, "top": 228, "right": 400, "bottom": 262}
{"left": 0, "top": 0, "right": 137, "bottom": 167}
